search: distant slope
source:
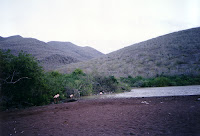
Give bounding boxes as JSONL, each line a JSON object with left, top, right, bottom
{"left": 0, "top": 36, "right": 104, "bottom": 71}
{"left": 58, "top": 27, "right": 200, "bottom": 77}
{"left": 47, "top": 41, "right": 103, "bottom": 61}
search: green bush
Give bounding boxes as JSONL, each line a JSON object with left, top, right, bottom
{"left": 120, "top": 76, "right": 143, "bottom": 87}
{"left": 92, "top": 75, "right": 120, "bottom": 93}
{"left": 120, "top": 75, "right": 200, "bottom": 88}
{"left": 152, "top": 77, "right": 171, "bottom": 87}
{"left": 0, "top": 50, "right": 47, "bottom": 108}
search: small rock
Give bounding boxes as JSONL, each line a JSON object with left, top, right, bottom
{"left": 197, "top": 98, "right": 200, "bottom": 101}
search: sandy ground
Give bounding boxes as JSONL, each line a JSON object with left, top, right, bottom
{"left": 1, "top": 95, "right": 200, "bottom": 136}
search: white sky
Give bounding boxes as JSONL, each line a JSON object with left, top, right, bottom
{"left": 0, "top": 0, "right": 200, "bottom": 54}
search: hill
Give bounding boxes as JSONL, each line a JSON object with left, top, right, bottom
{"left": 47, "top": 41, "right": 103, "bottom": 61}
{"left": 0, "top": 36, "right": 104, "bottom": 71}
{"left": 58, "top": 27, "right": 200, "bottom": 77}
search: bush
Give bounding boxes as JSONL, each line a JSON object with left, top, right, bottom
{"left": 120, "top": 75, "right": 200, "bottom": 88}
{"left": 0, "top": 50, "right": 47, "bottom": 108}
{"left": 92, "top": 75, "right": 118, "bottom": 93}
{"left": 152, "top": 77, "right": 171, "bottom": 87}
{"left": 72, "top": 68, "right": 84, "bottom": 75}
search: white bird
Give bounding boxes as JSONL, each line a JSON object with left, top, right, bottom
{"left": 70, "top": 94, "right": 74, "bottom": 99}
{"left": 54, "top": 94, "right": 59, "bottom": 98}
{"left": 53, "top": 94, "right": 60, "bottom": 104}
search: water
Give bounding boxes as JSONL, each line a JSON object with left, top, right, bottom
{"left": 81, "top": 85, "right": 200, "bottom": 99}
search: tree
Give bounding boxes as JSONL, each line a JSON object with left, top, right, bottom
{"left": 0, "top": 50, "right": 45, "bottom": 108}
{"left": 72, "top": 68, "right": 84, "bottom": 76}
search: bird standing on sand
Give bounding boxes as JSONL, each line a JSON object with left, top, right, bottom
{"left": 54, "top": 94, "right": 60, "bottom": 104}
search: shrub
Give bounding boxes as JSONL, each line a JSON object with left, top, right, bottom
{"left": 152, "top": 77, "right": 171, "bottom": 87}
{"left": 0, "top": 50, "right": 47, "bottom": 108}
{"left": 120, "top": 75, "right": 200, "bottom": 88}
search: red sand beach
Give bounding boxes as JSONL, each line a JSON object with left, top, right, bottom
{"left": 1, "top": 95, "right": 200, "bottom": 136}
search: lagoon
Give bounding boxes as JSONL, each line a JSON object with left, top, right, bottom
{"left": 82, "top": 85, "right": 200, "bottom": 99}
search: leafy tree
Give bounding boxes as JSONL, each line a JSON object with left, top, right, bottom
{"left": 0, "top": 50, "right": 45, "bottom": 108}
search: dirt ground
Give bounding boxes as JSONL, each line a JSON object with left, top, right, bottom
{"left": 1, "top": 95, "right": 200, "bottom": 136}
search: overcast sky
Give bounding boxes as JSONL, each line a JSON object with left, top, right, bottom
{"left": 0, "top": 0, "right": 200, "bottom": 54}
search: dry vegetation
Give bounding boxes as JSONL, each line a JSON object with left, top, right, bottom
{"left": 58, "top": 27, "right": 200, "bottom": 77}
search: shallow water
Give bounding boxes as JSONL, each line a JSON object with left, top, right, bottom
{"left": 81, "top": 85, "right": 200, "bottom": 99}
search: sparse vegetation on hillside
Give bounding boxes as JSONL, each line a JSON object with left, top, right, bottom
{"left": 59, "top": 27, "right": 200, "bottom": 77}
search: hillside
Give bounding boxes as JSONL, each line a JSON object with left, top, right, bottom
{"left": 0, "top": 36, "right": 104, "bottom": 71}
{"left": 58, "top": 27, "right": 200, "bottom": 77}
{"left": 47, "top": 41, "right": 103, "bottom": 61}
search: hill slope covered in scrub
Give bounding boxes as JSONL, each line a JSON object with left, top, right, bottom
{"left": 58, "top": 27, "right": 200, "bottom": 77}
{"left": 0, "top": 36, "right": 104, "bottom": 71}
{"left": 47, "top": 41, "right": 103, "bottom": 61}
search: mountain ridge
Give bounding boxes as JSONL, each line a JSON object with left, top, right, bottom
{"left": 0, "top": 35, "right": 104, "bottom": 71}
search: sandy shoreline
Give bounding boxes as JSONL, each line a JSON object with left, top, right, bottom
{"left": 1, "top": 95, "right": 200, "bottom": 136}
